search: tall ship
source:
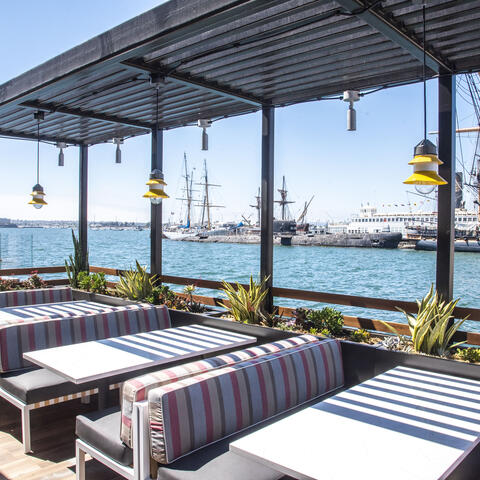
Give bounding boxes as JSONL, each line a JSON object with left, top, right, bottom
{"left": 164, "top": 154, "right": 227, "bottom": 240}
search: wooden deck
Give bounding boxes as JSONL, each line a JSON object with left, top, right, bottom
{"left": 0, "top": 397, "right": 122, "bottom": 480}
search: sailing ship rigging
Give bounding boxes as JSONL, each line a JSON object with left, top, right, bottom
{"left": 195, "top": 159, "right": 224, "bottom": 230}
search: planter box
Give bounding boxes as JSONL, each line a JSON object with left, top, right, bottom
{"left": 341, "top": 340, "right": 480, "bottom": 389}
{"left": 169, "top": 309, "right": 300, "bottom": 344}
{"left": 71, "top": 289, "right": 137, "bottom": 306}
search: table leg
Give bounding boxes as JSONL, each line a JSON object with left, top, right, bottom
{"left": 97, "top": 380, "right": 109, "bottom": 411}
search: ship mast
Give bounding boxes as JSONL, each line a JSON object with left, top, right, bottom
{"left": 196, "top": 159, "right": 223, "bottom": 230}
{"left": 250, "top": 188, "right": 261, "bottom": 226}
{"left": 176, "top": 152, "right": 194, "bottom": 227}
{"left": 275, "top": 176, "right": 295, "bottom": 220}
{"left": 297, "top": 196, "right": 314, "bottom": 225}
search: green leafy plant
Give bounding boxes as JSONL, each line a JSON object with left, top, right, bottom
{"left": 456, "top": 347, "right": 480, "bottom": 363}
{"left": 351, "top": 328, "right": 370, "bottom": 343}
{"left": 116, "top": 261, "right": 157, "bottom": 301}
{"left": 220, "top": 276, "right": 269, "bottom": 325}
{"left": 77, "top": 271, "right": 92, "bottom": 291}
{"left": 147, "top": 285, "right": 185, "bottom": 309}
{"left": 76, "top": 271, "right": 106, "bottom": 294}
{"left": 294, "top": 307, "right": 344, "bottom": 335}
{"left": 91, "top": 272, "right": 107, "bottom": 294}
{"left": 65, "top": 230, "right": 89, "bottom": 288}
{"left": 397, "top": 285, "right": 467, "bottom": 357}
{"left": 182, "top": 284, "right": 207, "bottom": 313}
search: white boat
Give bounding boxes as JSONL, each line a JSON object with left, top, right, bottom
{"left": 328, "top": 205, "right": 479, "bottom": 238}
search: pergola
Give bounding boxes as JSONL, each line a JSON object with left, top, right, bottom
{"left": 1, "top": 0, "right": 479, "bottom": 309}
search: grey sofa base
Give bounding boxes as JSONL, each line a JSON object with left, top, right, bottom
{"left": 75, "top": 407, "right": 289, "bottom": 480}
{"left": 0, "top": 368, "right": 100, "bottom": 404}
{"left": 157, "top": 432, "right": 291, "bottom": 480}
{"left": 76, "top": 407, "right": 133, "bottom": 466}
{"left": 0, "top": 367, "right": 103, "bottom": 454}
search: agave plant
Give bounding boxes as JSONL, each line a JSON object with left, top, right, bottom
{"left": 397, "top": 285, "right": 467, "bottom": 357}
{"left": 220, "top": 276, "right": 269, "bottom": 324}
{"left": 65, "top": 230, "right": 89, "bottom": 288}
{"left": 116, "top": 261, "right": 157, "bottom": 301}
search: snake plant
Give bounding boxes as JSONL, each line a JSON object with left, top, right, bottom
{"left": 397, "top": 285, "right": 467, "bottom": 357}
{"left": 220, "top": 276, "right": 269, "bottom": 324}
{"left": 65, "top": 230, "right": 89, "bottom": 288}
{"left": 116, "top": 261, "right": 157, "bottom": 301}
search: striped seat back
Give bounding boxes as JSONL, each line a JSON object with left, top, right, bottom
{"left": 148, "top": 338, "right": 343, "bottom": 464}
{"left": 0, "top": 287, "right": 72, "bottom": 308}
{"left": 0, "top": 305, "right": 171, "bottom": 372}
{"left": 120, "top": 334, "right": 318, "bottom": 447}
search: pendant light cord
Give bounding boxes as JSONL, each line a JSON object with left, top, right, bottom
{"left": 423, "top": 4, "right": 427, "bottom": 140}
{"left": 36, "top": 116, "right": 40, "bottom": 184}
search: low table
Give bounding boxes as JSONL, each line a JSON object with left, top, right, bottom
{"left": 230, "top": 366, "right": 480, "bottom": 480}
{"left": 24, "top": 324, "right": 256, "bottom": 409}
{"left": 0, "top": 300, "right": 135, "bottom": 325}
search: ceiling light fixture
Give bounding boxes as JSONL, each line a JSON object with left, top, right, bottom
{"left": 113, "top": 138, "right": 123, "bottom": 164}
{"left": 56, "top": 142, "right": 66, "bottom": 166}
{"left": 28, "top": 111, "right": 47, "bottom": 209}
{"left": 403, "top": 3, "right": 447, "bottom": 192}
{"left": 343, "top": 90, "right": 360, "bottom": 131}
{"left": 198, "top": 119, "right": 212, "bottom": 150}
{"left": 143, "top": 76, "right": 169, "bottom": 204}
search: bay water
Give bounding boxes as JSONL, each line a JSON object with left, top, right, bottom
{"left": 1, "top": 227, "right": 479, "bottom": 332}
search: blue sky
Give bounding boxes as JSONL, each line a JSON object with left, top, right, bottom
{"left": 0, "top": 1, "right": 478, "bottom": 223}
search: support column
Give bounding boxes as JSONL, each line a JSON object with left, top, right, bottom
{"left": 436, "top": 73, "right": 456, "bottom": 300}
{"left": 260, "top": 106, "right": 274, "bottom": 312}
{"left": 79, "top": 144, "right": 88, "bottom": 271}
{"left": 150, "top": 129, "right": 163, "bottom": 277}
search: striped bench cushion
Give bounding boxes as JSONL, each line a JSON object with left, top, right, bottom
{"left": 120, "top": 334, "right": 318, "bottom": 447}
{"left": 0, "top": 287, "right": 72, "bottom": 308}
{"left": 0, "top": 301, "right": 152, "bottom": 327}
{"left": 0, "top": 305, "right": 171, "bottom": 372}
{"left": 148, "top": 338, "right": 343, "bottom": 464}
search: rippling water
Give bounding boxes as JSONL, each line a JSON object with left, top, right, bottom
{"left": 1, "top": 227, "right": 478, "bottom": 331}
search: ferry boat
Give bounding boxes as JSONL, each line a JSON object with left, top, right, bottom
{"left": 329, "top": 204, "right": 479, "bottom": 238}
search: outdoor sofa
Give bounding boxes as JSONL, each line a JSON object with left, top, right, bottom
{"left": 75, "top": 333, "right": 343, "bottom": 480}
{"left": 0, "top": 291, "right": 171, "bottom": 453}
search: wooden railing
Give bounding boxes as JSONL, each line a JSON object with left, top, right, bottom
{"left": 2, "top": 265, "right": 480, "bottom": 345}
{"left": 0, "top": 266, "right": 69, "bottom": 286}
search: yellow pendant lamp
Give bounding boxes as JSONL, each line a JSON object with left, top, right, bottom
{"left": 404, "top": 139, "right": 447, "bottom": 186}
{"left": 28, "top": 111, "right": 48, "bottom": 209}
{"left": 144, "top": 80, "right": 168, "bottom": 205}
{"left": 143, "top": 169, "right": 169, "bottom": 205}
{"left": 403, "top": 5, "right": 447, "bottom": 188}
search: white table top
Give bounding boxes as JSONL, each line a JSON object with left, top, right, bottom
{"left": 0, "top": 300, "right": 126, "bottom": 325}
{"left": 24, "top": 324, "right": 256, "bottom": 384}
{"left": 230, "top": 366, "right": 480, "bottom": 480}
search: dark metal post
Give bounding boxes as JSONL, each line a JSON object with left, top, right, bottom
{"left": 79, "top": 144, "right": 88, "bottom": 270}
{"left": 150, "top": 128, "right": 163, "bottom": 277}
{"left": 436, "top": 73, "right": 456, "bottom": 300}
{"left": 260, "top": 106, "right": 274, "bottom": 312}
